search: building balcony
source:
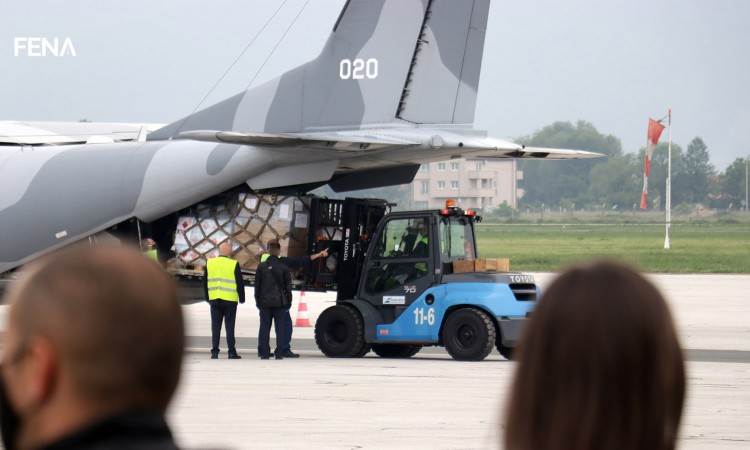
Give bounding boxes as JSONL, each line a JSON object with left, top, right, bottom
{"left": 467, "top": 170, "right": 494, "bottom": 179}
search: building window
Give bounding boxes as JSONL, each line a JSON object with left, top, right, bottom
{"left": 451, "top": 181, "right": 459, "bottom": 190}
{"left": 450, "top": 162, "right": 460, "bottom": 172}
{"left": 420, "top": 164, "right": 429, "bottom": 172}
{"left": 437, "top": 163, "right": 446, "bottom": 172}
{"left": 420, "top": 180, "right": 428, "bottom": 194}
{"left": 475, "top": 160, "right": 485, "bottom": 171}
{"left": 437, "top": 181, "right": 445, "bottom": 190}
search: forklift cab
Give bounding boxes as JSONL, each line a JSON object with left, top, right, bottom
{"left": 357, "top": 202, "right": 479, "bottom": 318}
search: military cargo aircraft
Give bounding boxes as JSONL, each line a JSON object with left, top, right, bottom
{"left": 0, "top": 0, "right": 601, "bottom": 273}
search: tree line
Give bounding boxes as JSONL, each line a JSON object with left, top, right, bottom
{"left": 517, "top": 121, "right": 747, "bottom": 211}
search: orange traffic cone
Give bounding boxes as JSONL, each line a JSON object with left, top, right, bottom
{"left": 295, "top": 291, "right": 311, "bottom": 327}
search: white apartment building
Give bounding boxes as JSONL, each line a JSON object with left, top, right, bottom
{"left": 410, "top": 158, "right": 522, "bottom": 210}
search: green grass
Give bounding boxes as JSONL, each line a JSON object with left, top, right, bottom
{"left": 476, "top": 223, "right": 750, "bottom": 273}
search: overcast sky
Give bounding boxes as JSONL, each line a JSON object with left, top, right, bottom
{"left": 1, "top": 0, "right": 748, "bottom": 168}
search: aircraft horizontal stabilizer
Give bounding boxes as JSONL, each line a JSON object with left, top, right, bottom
{"left": 0, "top": 121, "right": 164, "bottom": 146}
{"left": 176, "top": 130, "right": 417, "bottom": 152}
{"left": 448, "top": 136, "right": 605, "bottom": 159}
{"left": 507, "top": 146, "right": 604, "bottom": 160}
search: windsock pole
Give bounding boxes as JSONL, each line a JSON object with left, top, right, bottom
{"left": 664, "top": 109, "right": 673, "bottom": 250}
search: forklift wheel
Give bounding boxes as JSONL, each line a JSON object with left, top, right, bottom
{"left": 355, "top": 344, "right": 372, "bottom": 358}
{"left": 315, "top": 305, "right": 368, "bottom": 358}
{"left": 371, "top": 344, "right": 421, "bottom": 358}
{"left": 442, "top": 308, "right": 496, "bottom": 361}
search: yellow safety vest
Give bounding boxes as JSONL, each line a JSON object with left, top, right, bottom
{"left": 206, "top": 256, "right": 240, "bottom": 302}
{"left": 144, "top": 249, "right": 158, "bottom": 261}
{"left": 414, "top": 234, "right": 428, "bottom": 251}
{"left": 260, "top": 253, "right": 269, "bottom": 263}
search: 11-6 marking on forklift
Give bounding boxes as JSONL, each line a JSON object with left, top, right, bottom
{"left": 413, "top": 307, "right": 436, "bottom": 326}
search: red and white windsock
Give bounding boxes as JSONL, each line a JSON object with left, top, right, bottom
{"left": 640, "top": 118, "right": 666, "bottom": 209}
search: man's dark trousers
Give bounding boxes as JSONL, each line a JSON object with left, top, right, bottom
{"left": 283, "top": 308, "right": 293, "bottom": 353}
{"left": 258, "top": 306, "right": 287, "bottom": 357}
{"left": 210, "top": 299, "right": 238, "bottom": 355}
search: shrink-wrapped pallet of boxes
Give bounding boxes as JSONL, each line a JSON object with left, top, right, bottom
{"left": 172, "top": 193, "right": 310, "bottom": 270}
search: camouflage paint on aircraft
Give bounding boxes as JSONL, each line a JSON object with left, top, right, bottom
{"left": 0, "top": 0, "right": 602, "bottom": 272}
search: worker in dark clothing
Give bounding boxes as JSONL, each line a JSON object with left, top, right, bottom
{"left": 255, "top": 240, "right": 293, "bottom": 359}
{"left": 0, "top": 246, "right": 182, "bottom": 450}
{"left": 259, "top": 247, "right": 328, "bottom": 358}
{"left": 203, "top": 242, "right": 245, "bottom": 359}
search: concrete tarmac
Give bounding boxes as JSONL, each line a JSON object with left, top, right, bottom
{"left": 169, "top": 352, "right": 750, "bottom": 450}
{"left": 186, "top": 335, "right": 750, "bottom": 364}
{"left": 168, "top": 273, "right": 749, "bottom": 449}
{"left": 0, "top": 273, "right": 747, "bottom": 448}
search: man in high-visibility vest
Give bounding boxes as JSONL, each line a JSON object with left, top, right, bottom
{"left": 142, "top": 238, "right": 158, "bottom": 262}
{"left": 204, "top": 241, "right": 245, "bottom": 359}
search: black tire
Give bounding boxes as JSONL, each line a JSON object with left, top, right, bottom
{"left": 354, "top": 344, "right": 372, "bottom": 358}
{"left": 315, "top": 305, "right": 368, "bottom": 358}
{"left": 371, "top": 344, "right": 421, "bottom": 358}
{"left": 496, "top": 344, "right": 514, "bottom": 360}
{"left": 442, "top": 308, "right": 496, "bottom": 361}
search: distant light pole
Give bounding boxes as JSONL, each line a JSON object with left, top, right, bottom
{"left": 745, "top": 155, "right": 749, "bottom": 212}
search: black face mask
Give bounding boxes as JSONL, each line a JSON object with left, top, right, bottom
{"left": 0, "top": 370, "right": 20, "bottom": 450}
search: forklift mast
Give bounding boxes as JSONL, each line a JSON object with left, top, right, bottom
{"left": 307, "top": 197, "right": 390, "bottom": 301}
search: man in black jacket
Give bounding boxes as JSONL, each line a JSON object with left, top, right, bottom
{"left": 255, "top": 239, "right": 292, "bottom": 359}
{"left": 258, "top": 247, "right": 328, "bottom": 358}
{"left": 0, "top": 246, "right": 182, "bottom": 450}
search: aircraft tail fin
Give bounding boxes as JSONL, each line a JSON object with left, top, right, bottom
{"left": 396, "top": 0, "right": 491, "bottom": 125}
{"left": 149, "top": 0, "right": 491, "bottom": 141}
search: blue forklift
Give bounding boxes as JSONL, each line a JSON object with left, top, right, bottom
{"left": 309, "top": 198, "right": 537, "bottom": 361}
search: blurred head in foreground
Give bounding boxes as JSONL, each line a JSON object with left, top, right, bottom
{"left": 0, "top": 246, "right": 184, "bottom": 450}
{"left": 504, "top": 261, "right": 685, "bottom": 450}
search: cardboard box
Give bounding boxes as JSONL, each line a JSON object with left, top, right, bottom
{"left": 475, "top": 258, "right": 510, "bottom": 272}
{"left": 453, "top": 259, "right": 475, "bottom": 273}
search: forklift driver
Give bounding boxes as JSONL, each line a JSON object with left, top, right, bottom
{"left": 401, "top": 220, "right": 429, "bottom": 257}
{"left": 368, "top": 218, "right": 430, "bottom": 294}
